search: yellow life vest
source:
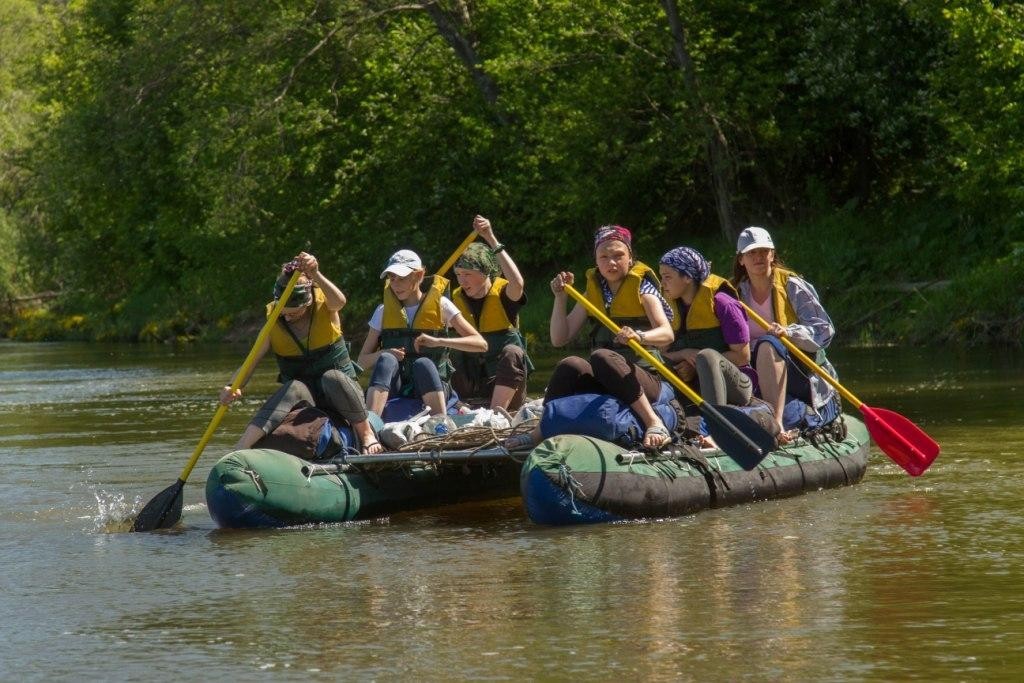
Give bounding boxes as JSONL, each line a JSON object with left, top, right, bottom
{"left": 769, "top": 267, "right": 800, "bottom": 327}
{"left": 452, "top": 277, "right": 517, "bottom": 333}
{"left": 379, "top": 274, "right": 453, "bottom": 384}
{"left": 667, "top": 273, "right": 738, "bottom": 352}
{"left": 381, "top": 274, "right": 449, "bottom": 333}
{"left": 267, "top": 288, "right": 341, "bottom": 357}
{"left": 582, "top": 262, "right": 662, "bottom": 365}
{"left": 583, "top": 261, "right": 656, "bottom": 321}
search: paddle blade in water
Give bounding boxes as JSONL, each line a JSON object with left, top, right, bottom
{"left": 861, "top": 405, "right": 940, "bottom": 476}
{"left": 132, "top": 480, "right": 184, "bottom": 532}
{"left": 701, "top": 403, "right": 776, "bottom": 471}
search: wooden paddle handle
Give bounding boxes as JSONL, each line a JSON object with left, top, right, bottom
{"left": 435, "top": 231, "right": 478, "bottom": 277}
{"left": 177, "top": 269, "right": 303, "bottom": 483}
{"left": 563, "top": 285, "right": 704, "bottom": 406}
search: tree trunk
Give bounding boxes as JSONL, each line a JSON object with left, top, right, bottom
{"left": 422, "top": 1, "right": 509, "bottom": 126}
{"left": 660, "top": 0, "right": 738, "bottom": 243}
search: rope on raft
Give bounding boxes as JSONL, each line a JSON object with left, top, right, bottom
{"left": 394, "top": 418, "right": 539, "bottom": 454}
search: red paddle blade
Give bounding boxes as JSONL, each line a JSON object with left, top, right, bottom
{"left": 861, "top": 405, "right": 940, "bottom": 476}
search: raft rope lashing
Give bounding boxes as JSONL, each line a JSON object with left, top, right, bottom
{"left": 556, "top": 463, "right": 585, "bottom": 516}
{"left": 304, "top": 462, "right": 333, "bottom": 484}
{"left": 243, "top": 469, "right": 268, "bottom": 496}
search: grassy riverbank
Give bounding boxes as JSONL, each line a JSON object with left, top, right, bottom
{"left": 3, "top": 199, "right": 1021, "bottom": 348}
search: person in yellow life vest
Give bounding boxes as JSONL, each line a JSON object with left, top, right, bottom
{"left": 358, "top": 249, "right": 487, "bottom": 418}
{"left": 504, "top": 225, "right": 675, "bottom": 451}
{"left": 451, "top": 216, "right": 534, "bottom": 412}
{"left": 659, "top": 246, "right": 755, "bottom": 404}
{"left": 732, "top": 226, "right": 839, "bottom": 443}
{"left": 219, "top": 252, "right": 383, "bottom": 455}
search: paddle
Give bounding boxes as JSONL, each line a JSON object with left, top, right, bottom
{"left": 563, "top": 284, "right": 776, "bottom": 470}
{"left": 132, "top": 269, "right": 303, "bottom": 531}
{"left": 434, "top": 230, "right": 479, "bottom": 277}
{"left": 738, "top": 302, "right": 940, "bottom": 476}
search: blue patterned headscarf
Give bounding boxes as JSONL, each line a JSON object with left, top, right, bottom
{"left": 660, "top": 246, "right": 710, "bottom": 284}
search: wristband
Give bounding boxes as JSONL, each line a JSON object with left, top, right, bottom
{"left": 492, "top": 242, "right": 506, "bottom": 254}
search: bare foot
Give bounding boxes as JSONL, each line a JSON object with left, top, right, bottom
{"left": 643, "top": 423, "right": 670, "bottom": 450}
{"left": 361, "top": 439, "right": 384, "bottom": 455}
{"left": 777, "top": 429, "right": 798, "bottom": 445}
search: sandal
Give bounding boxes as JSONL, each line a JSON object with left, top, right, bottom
{"left": 360, "top": 439, "right": 384, "bottom": 455}
{"left": 503, "top": 432, "right": 537, "bottom": 451}
{"left": 643, "top": 424, "right": 671, "bottom": 450}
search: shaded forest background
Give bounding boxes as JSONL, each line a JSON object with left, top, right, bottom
{"left": 1, "top": 0, "right": 1022, "bottom": 347}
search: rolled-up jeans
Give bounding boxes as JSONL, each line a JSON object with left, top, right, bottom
{"left": 368, "top": 352, "right": 445, "bottom": 399}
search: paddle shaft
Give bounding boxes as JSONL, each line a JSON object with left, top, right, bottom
{"left": 434, "top": 231, "right": 479, "bottom": 277}
{"left": 562, "top": 284, "right": 772, "bottom": 463}
{"left": 563, "top": 285, "right": 706, "bottom": 407}
{"left": 739, "top": 299, "right": 940, "bottom": 473}
{"left": 738, "top": 302, "right": 864, "bottom": 408}
{"left": 177, "top": 269, "right": 303, "bottom": 483}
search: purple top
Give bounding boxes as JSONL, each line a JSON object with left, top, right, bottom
{"left": 713, "top": 293, "right": 750, "bottom": 346}
{"left": 713, "top": 293, "right": 760, "bottom": 388}
{"left": 678, "top": 292, "right": 758, "bottom": 389}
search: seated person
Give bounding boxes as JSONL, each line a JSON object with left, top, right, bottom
{"left": 220, "top": 252, "right": 382, "bottom": 454}
{"left": 450, "top": 215, "right": 533, "bottom": 412}
{"left": 505, "top": 225, "right": 674, "bottom": 451}
{"left": 732, "top": 226, "right": 840, "bottom": 442}
{"left": 358, "top": 249, "right": 486, "bottom": 418}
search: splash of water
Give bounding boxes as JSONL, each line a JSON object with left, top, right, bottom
{"left": 91, "top": 489, "right": 141, "bottom": 533}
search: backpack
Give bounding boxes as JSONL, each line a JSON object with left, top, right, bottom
{"left": 540, "top": 390, "right": 679, "bottom": 448}
{"left": 255, "top": 402, "right": 344, "bottom": 461}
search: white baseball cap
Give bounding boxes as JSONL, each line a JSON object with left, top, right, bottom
{"left": 380, "top": 249, "right": 423, "bottom": 278}
{"left": 736, "top": 226, "right": 775, "bottom": 254}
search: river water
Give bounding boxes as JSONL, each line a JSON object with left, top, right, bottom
{"left": 1, "top": 340, "right": 1022, "bottom": 680}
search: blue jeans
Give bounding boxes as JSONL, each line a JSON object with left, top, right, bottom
{"left": 368, "top": 353, "right": 445, "bottom": 399}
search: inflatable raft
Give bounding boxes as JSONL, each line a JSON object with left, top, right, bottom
{"left": 206, "top": 446, "right": 522, "bottom": 528}
{"left": 521, "top": 414, "right": 869, "bottom": 525}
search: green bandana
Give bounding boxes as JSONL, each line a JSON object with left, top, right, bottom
{"left": 455, "top": 242, "right": 499, "bottom": 278}
{"left": 273, "top": 282, "right": 313, "bottom": 308}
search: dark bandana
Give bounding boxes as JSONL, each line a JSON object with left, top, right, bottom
{"left": 455, "top": 242, "right": 499, "bottom": 278}
{"left": 273, "top": 261, "right": 313, "bottom": 306}
{"left": 660, "top": 246, "right": 710, "bottom": 284}
{"left": 593, "top": 225, "right": 633, "bottom": 251}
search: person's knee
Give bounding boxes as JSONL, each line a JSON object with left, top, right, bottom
{"left": 369, "top": 352, "right": 400, "bottom": 388}
{"left": 410, "top": 357, "right": 443, "bottom": 391}
{"left": 320, "top": 370, "right": 362, "bottom": 403}
{"left": 756, "top": 340, "right": 782, "bottom": 364}
{"left": 552, "top": 355, "right": 586, "bottom": 378}
{"left": 280, "top": 379, "right": 314, "bottom": 403}
{"left": 695, "top": 348, "right": 719, "bottom": 369}
{"left": 377, "top": 352, "right": 400, "bottom": 372}
{"left": 320, "top": 369, "right": 352, "bottom": 392}
{"left": 589, "top": 348, "right": 623, "bottom": 379}
{"left": 497, "top": 344, "right": 527, "bottom": 375}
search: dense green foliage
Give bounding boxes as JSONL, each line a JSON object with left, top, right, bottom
{"left": 1, "top": 0, "right": 1022, "bottom": 345}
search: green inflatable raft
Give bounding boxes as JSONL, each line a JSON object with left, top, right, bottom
{"left": 206, "top": 446, "right": 522, "bottom": 528}
{"left": 521, "top": 414, "right": 870, "bottom": 525}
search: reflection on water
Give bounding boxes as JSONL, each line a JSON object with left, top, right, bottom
{"left": 1, "top": 341, "right": 1023, "bottom": 679}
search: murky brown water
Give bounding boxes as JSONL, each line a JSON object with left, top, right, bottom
{"left": 1, "top": 341, "right": 1022, "bottom": 680}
